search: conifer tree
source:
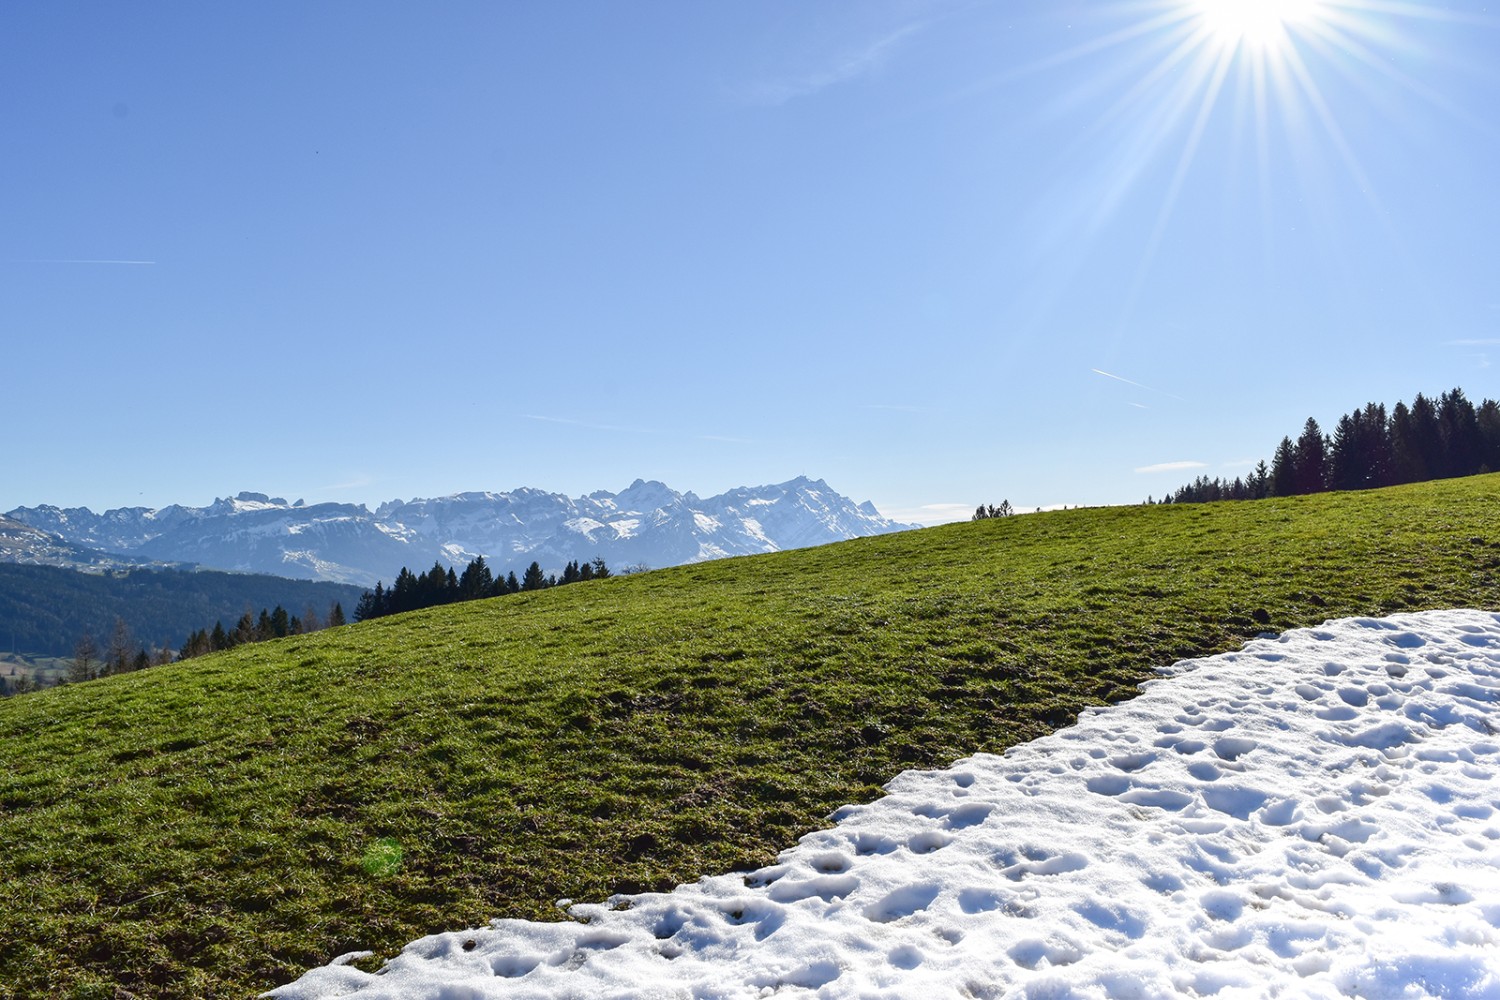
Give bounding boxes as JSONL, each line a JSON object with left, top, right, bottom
{"left": 1478, "top": 399, "right": 1500, "bottom": 472}
{"left": 390, "top": 568, "right": 418, "bottom": 615}
{"left": 1437, "top": 388, "right": 1480, "bottom": 479}
{"left": 69, "top": 634, "right": 99, "bottom": 683}
{"left": 1292, "top": 418, "right": 1329, "bottom": 494}
{"left": 1270, "top": 437, "right": 1297, "bottom": 496}
{"left": 1329, "top": 412, "right": 1367, "bottom": 491}
{"left": 1249, "top": 461, "right": 1271, "bottom": 499}
{"left": 1359, "top": 402, "right": 1392, "bottom": 487}
{"left": 353, "top": 584, "right": 384, "bottom": 622}
{"left": 232, "top": 612, "right": 255, "bottom": 645}
{"left": 178, "top": 629, "right": 211, "bottom": 660}
{"left": 1389, "top": 401, "right": 1426, "bottom": 484}
{"left": 459, "top": 556, "right": 493, "bottom": 600}
{"left": 105, "top": 617, "right": 133, "bottom": 676}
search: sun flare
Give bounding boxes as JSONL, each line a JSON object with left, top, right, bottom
{"left": 1195, "top": 0, "right": 1321, "bottom": 50}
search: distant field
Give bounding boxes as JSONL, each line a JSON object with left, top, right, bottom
{"left": 0, "top": 651, "right": 67, "bottom": 689}
{"left": 1, "top": 476, "right": 1497, "bottom": 999}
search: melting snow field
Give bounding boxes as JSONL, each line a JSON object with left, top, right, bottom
{"left": 272, "top": 611, "right": 1500, "bottom": 999}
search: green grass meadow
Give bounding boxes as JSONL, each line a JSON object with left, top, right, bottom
{"left": 2, "top": 477, "right": 1498, "bottom": 997}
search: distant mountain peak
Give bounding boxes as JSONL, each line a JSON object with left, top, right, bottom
{"left": 5, "top": 479, "right": 916, "bottom": 587}
{"left": 613, "top": 479, "right": 682, "bottom": 512}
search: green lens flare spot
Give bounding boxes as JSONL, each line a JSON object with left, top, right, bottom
{"left": 361, "top": 837, "right": 403, "bottom": 877}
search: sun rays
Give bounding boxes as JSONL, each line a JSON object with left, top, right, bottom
{"left": 1194, "top": 0, "right": 1324, "bottom": 53}
{"left": 1011, "top": 0, "right": 1488, "bottom": 332}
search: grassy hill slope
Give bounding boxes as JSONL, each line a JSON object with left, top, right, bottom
{"left": 2, "top": 477, "right": 1498, "bottom": 998}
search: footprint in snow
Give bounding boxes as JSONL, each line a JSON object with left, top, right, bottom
{"left": 1110, "top": 751, "right": 1157, "bottom": 772}
{"left": 864, "top": 883, "right": 941, "bottom": 923}
{"left": 908, "top": 830, "right": 954, "bottom": 854}
{"left": 766, "top": 874, "right": 859, "bottom": 904}
{"left": 810, "top": 852, "right": 852, "bottom": 874}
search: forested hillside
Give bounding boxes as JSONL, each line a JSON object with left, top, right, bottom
{"left": 0, "top": 563, "right": 365, "bottom": 659}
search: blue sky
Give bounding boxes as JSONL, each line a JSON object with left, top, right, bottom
{"left": 5, "top": 1, "right": 1497, "bottom": 524}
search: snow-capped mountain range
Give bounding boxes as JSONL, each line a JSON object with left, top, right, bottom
{"left": 0, "top": 514, "right": 168, "bottom": 572}
{"left": 3, "top": 478, "right": 916, "bottom": 586}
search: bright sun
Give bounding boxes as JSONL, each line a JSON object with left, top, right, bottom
{"left": 1196, "top": 0, "right": 1321, "bottom": 50}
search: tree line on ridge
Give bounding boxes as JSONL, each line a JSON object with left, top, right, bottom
{"left": 175, "top": 601, "right": 348, "bottom": 661}
{"left": 1155, "top": 388, "right": 1500, "bottom": 504}
{"left": 5, "top": 552, "right": 620, "bottom": 696}
{"left": 351, "top": 555, "right": 612, "bottom": 622}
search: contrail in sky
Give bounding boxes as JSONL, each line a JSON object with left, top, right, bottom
{"left": 1091, "top": 368, "right": 1184, "bottom": 401}
{"left": 5, "top": 258, "right": 156, "bottom": 265}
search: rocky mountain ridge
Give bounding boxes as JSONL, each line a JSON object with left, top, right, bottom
{"left": 4, "top": 478, "right": 916, "bottom": 586}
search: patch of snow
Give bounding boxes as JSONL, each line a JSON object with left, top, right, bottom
{"left": 695, "top": 541, "right": 734, "bottom": 561}
{"left": 272, "top": 610, "right": 1500, "bottom": 999}
{"left": 558, "top": 518, "right": 608, "bottom": 546}
{"left": 739, "top": 518, "right": 770, "bottom": 546}
{"left": 440, "top": 543, "right": 479, "bottom": 565}
{"left": 373, "top": 522, "right": 417, "bottom": 543}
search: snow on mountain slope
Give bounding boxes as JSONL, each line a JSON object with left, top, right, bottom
{"left": 0, "top": 515, "right": 168, "bottom": 571}
{"left": 5, "top": 480, "right": 915, "bottom": 586}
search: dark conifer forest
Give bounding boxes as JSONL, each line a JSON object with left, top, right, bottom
{"left": 350, "top": 555, "right": 612, "bottom": 622}
{"left": 174, "top": 600, "right": 347, "bottom": 663}
{"left": 174, "top": 555, "right": 614, "bottom": 668}
{"left": 1156, "top": 388, "right": 1500, "bottom": 504}
{"left": 0, "top": 564, "right": 363, "bottom": 661}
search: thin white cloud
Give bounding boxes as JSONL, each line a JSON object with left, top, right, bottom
{"left": 6, "top": 258, "right": 156, "bottom": 265}
{"left": 876, "top": 502, "right": 973, "bottom": 526}
{"left": 1446, "top": 339, "right": 1500, "bottom": 346}
{"left": 1134, "top": 460, "right": 1207, "bottom": 474}
{"left": 1092, "top": 367, "right": 1152, "bottom": 390}
{"left": 1091, "top": 368, "right": 1185, "bottom": 402}
{"left": 742, "top": 23, "right": 922, "bottom": 106}
{"left": 860, "top": 403, "right": 929, "bottom": 413}
{"left": 522, "top": 414, "right": 657, "bottom": 435}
